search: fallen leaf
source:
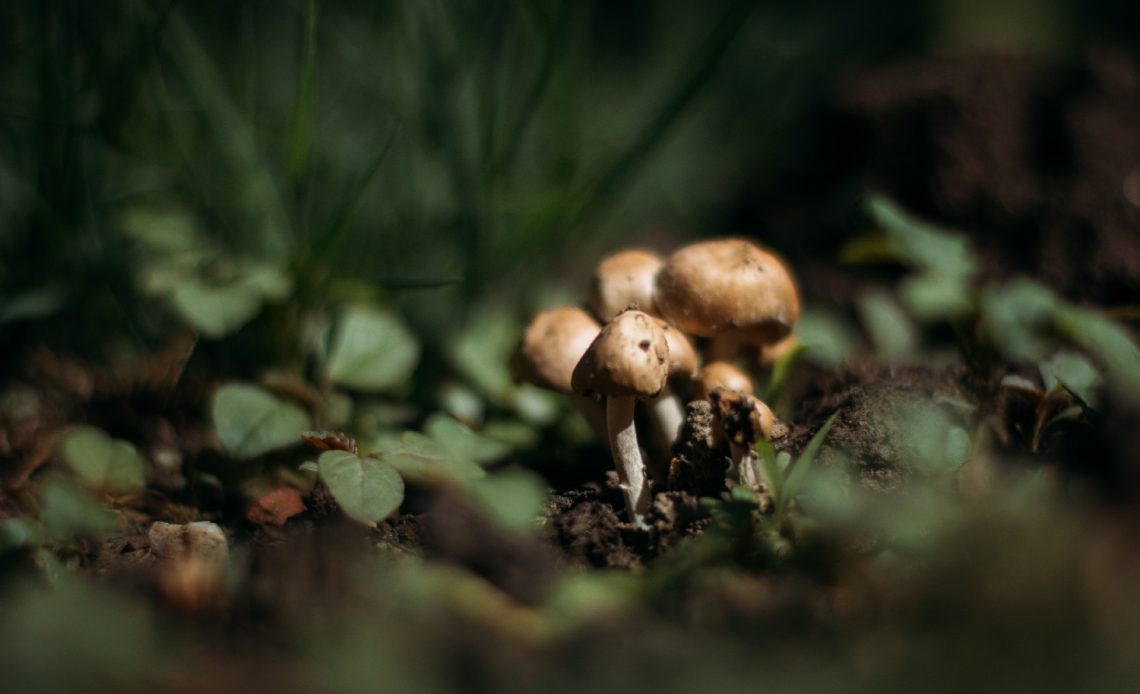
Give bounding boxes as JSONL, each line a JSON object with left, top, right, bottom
{"left": 246, "top": 487, "right": 306, "bottom": 527}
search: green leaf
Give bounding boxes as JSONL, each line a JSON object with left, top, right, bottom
{"left": 900, "top": 272, "right": 975, "bottom": 321}
{"left": 794, "top": 309, "right": 859, "bottom": 370}
{"left": 212, "top": 383, "right": 312, "bottom": 458}
{"left": 436, "top": 381, "right": 486, "bottom": 425}
{"left": 57, "top": 426, "right": 147, "bottom": 496}
{"left": 1056, "top": 305, "right": 1140, "bottom": 400}
{"left": 856, "top": 289, "right": 919, "bottom": 362}
{"left": 448, "top": 303, "right": 519, "bottom": 404}
{"left": 483, "top": 419, "right": 540, "bottom": 449}
{"left": 1039, "top": 351, "right": 1102, "bottom": 407}
{"left": 425, "top": 413, "right": 512, "bottom": 464}
{"left": 239, "top": 262, "right": 292, "bottom": 301}
{"left": 318, "top": 450, "right": 404, "bottom": 524}
{"left": 755, "top": 438, "right": 783, "bottom": 505}
{"left": 469, "top": 467, "right": 548, "bottom": 532}
{"left": 122, "top": 206, "right": 199, "bottom": 253}
{"left": 905, "top": 408, "right": 971, "bottom": 476}
{"left": 765, "top": 342, "right": 806, "bottom": 401}
{"left": 170, "top": 279, "right": 263, "bottom": 338}
{"left": 981, "top": 280, "right": 1058, "bottom": 361}
{"left": 39, "top": 480, "right": 117, "bottom": 540}
{"left": 866, "top": 195, "right": 978, "bottom": 280}
{"left": 0, "top": 287, "right": 66, "bottom": 325}
{"left": 838, "top": 233, "right": 900, "bottom": 265}
{"left": 370, "top": 431, "right": 486, "bottom": 484}
{"left": 0, "top": 518, "right": 45, "bottom": 553}
{"left": 326, "top": 304, "right": 420, "bottom": 393}
{"left": 780, "top": 413, "right": 837, "bottom": 515}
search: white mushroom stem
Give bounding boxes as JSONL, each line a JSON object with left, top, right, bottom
{"left": 644, "top": 387, "right": 685, "bottom": 479}
{"left": 607, "top": 396, "right": 651, "bottom": 526}
{"left": 729, "top": 442, "right": 759, "bottom": 488}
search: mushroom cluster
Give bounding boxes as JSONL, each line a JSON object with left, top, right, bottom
{"left": 512, "top": 239, "right": 800, "bottom": 527}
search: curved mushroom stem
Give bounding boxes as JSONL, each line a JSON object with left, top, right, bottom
{"left": 728, "top": 442, "right": 759, "bottom": 488}
{"left": 644, "top": 386, "right": 685, "bottom": 480}
{"left": 607, "top": 396, "right": 651, "bottom": 527}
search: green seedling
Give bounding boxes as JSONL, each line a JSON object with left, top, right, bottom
{"left": 213, "top": 383, "right": 313, "bottom": 459}
{"left": 757, "top": 413, "right": 837, "bottom": 520}
{"left": 702, "top": 413, "right": 837, "bottom": 558}
{"left": 847, "top": 195, "right": 1140, "bottom": 405}
{"left": 57, "top": 426, "right": 148, "bottom": 498}
{"left": 1001, "top": 351, "right": 1100, "bottom": 453}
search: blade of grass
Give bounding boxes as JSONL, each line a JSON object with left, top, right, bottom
{"left": 494, "top": 0, "right": 568, "bottom": 177}
{"left": 778, "top": 412, "right": 837, "bottom": 516}
{"left": 564, "top": 0, "right": 756, "bottom": 231}
{"left": 287, "top": 0, "right": 318, "bottom": 195}
{"left": 310, "top": 123, "right": 401, "bottom": 262}
{"left": 755, "top": 438, "right": 783, "bottom": 507}
{"left": 374, "top": 277, "right": 463, "bottom": 291}
{"left": 765, "top": 342, "right": 806, "bottom": 402}
{"left": 157, "top": 9, "right": 292, "bottom": 252}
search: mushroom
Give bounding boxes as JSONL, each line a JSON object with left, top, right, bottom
{"left": 572, "top": 309, "right": 670, "bottom": 526}
{"left": 695, "top": 361, "right": 783, "bottom": 488}
{"left": 511, "top": 306, "right": 607, "bottom": 444}
{"left": 643, "top": 319, "right": 699, "bottom": 478}
{"left": 710, "top": 388, "right": 782, "bottom": 488}
{"left": 588, "top": 249, "right": 664, "bottom": 321}
{"left": 656, "top": 238, "right": 800, "bottom": 361}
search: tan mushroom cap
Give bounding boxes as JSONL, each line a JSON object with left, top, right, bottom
{"left": 588, "top": 249, "right": 664, "bottom": 321}
{"left": 655, "top": 238, "right": 799, "bottom": 343}
{"left": 511, "top": 306, "right": 600, "bottom": 394}
{"left": 696, "top": 361, "right": 754, "bottom": 400}
{"left": 658, "top": 319, "right": 699, "bottom": 378}
{"left": 571, "top": 309, "right": 669, "bottom": 399}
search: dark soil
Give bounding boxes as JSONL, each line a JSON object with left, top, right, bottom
{"left": 731, "top": 48, "right": 1140, "bottom": 314}
{"left": 837, "top": 48, "right": 1140, "bottom": 307}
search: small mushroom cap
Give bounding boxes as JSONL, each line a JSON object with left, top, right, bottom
{"left": 659, "top": 319, "right": 699, "bottom": 378}
{"left": 710, "top": 388, "right": 778, "bottom": 443}
{"left": 655, "top": 238, "right": 799, "bottom": 342}
{"left": 588, "top": 249, "right": 664, "bottom": 321}
{"left": 511, "top": 307, "right": 601, "bottom": 393}
{"left": 572, "top": 309, "right": 670, "bottom": 399}
{"left": 696, "top": 361, "right": 754, "bottom": 400}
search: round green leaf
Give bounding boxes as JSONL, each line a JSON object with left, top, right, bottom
{"left": 469, "top": 468, "right": 548, "bottom": 532}
{"left": 39, "top": 480, "right": 118, "bottom": 539}
{"left": 370, "top": 431, "right": 486, "bottom": 484}
{"left": 326, "top": 305, "right": 420, "bottom": 393}
{"left": 212, "top": 383, "right": 312, "bottom": 458}
{"left": 425, "top": 413, "right": 511, "bottom": 464}
{"left": 171, "top": 279, "right": 263, "bottom": 339}
{"left": 318, "top": 450, "right": 405, "bottom": 524}
{"left": 856, "top": 290, "right": 918, "bottom": 362}
{"left": 1056, "top": 305, "right": 1140, "bottom": 400}
{"left": 1039, "top": 351, "right": 1101, "bottom": 406}
{"left": 58, "top": 426, "right": 147, "bottom": 495}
